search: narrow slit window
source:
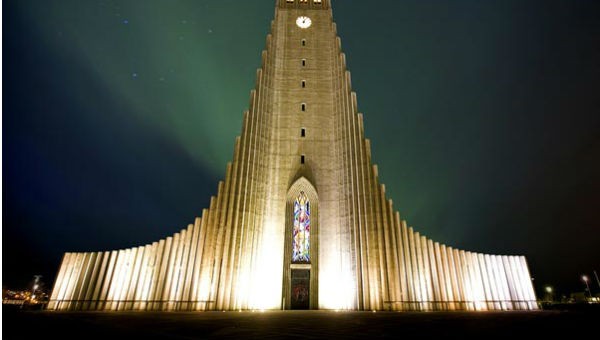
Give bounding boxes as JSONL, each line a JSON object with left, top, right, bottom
{"left": 302, "top": 59, "right": 306, "bottom": 67}
{"left": 302, "top": 80, "right": 306, "bottom": 88}
{"left": 301, "top": 128, "right": 306, "bottom": 137}
{"left": 302, "top": 39, "right": 306, "bottom": 46}
{"left": 301, "top": 103, "right": 306, "bottom": 111}
{"left": 301, "top": 155, "right": 305, "bottom": 164}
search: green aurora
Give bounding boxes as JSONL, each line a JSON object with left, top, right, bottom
{"left": 4, "top": 0, "right": 600, "bottom": 293}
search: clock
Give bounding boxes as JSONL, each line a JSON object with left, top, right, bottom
{"left": 296, "top": 16, "right": 312, "bottom": 29}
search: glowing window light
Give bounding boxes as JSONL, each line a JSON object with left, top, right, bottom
{"left": 292, "top": 192, "right": 310, "bottom": 263}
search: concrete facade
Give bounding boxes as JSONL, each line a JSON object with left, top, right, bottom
{"left": 48, "top": 0, "right": 538, "bottom": 311}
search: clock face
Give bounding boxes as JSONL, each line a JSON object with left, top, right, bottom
{"left": 296, "top": 16, "right": 312, "bottom": 29}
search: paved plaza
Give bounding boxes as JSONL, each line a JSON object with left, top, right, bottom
{"left": 3, "top": 309, "right": 597, "bottom": 339}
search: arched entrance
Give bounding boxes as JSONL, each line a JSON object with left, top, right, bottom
{"left": 282, "top": 177, "right": 319, "bottom": 309}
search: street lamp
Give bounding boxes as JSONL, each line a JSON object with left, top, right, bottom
{"left": 543, "top": 285, "right": 554, "bottom": 303}
{"left": 582, "top": 275, "right": 592, "bottom": 298}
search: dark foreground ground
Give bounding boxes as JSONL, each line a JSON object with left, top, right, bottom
{"left": 3, "top": 307, "right": 598, "bottom": 339}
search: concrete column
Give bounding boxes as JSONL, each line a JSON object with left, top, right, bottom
{"left": 90, "top": 252, "right": 110, "bottom": 310}
{"left": 164, "top": 233, "right": 182, "bottom": 310}
{"left": 447, "top": 248, "right": 461, "bottom": 310}
{"left": 126, "top": 246, "right": 145, "bottom": 310}
{"left": 49, "top": 253, "right": 71, "bottom": 310}
{"left": 494, "top": 255, "right": 512, "bottom": 310}
{"left": 81, "top": 252, "right": 102, "bottom": 310}
{"left": 427, "top": 239, "right": 441, "bottom": 310}
{"left": 484, "top": 254, "right": 500, "bottom": 310}
{"left": 408, "top": 228, "right": 420, "bottom": 310}
{"left": 434, "top": 242, "right": 447, "bottom": 310}
{"left": 457, "top": 250, "right": 471, "bottom": 310}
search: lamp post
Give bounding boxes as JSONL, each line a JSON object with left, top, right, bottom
{"left": 582, "top": 275, "right": 592, "bottom": 298}
{"left": 31, "top": 275, "right": 42, "bottom": 303}
{"left": 594, "top": 271, "right": 600, "bottom": 290}
{"left": 544, "top": 286, "right": 554, "bottom": 303}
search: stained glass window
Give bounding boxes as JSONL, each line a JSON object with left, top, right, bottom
{"left": 292, "top": 192, "right": 310, "bottom": 263}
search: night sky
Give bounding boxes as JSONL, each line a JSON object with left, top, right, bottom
{"left": 4, "top": 0, "right": 600, "bottom": 296}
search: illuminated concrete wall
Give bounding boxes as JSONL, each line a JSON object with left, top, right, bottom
{"left": 48, "top": 0, "right": 538, "bottom": 311}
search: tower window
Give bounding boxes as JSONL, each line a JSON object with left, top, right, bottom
{"left": 302, "top": 80, "right": 306, "bottom": 88}
{"left": 314, "top": 0, "right": 322, "bottom": 4}
{"left": 301, "top": 128, "right": 306, "bottom": 137}
{"left": 301, "top": 103, "right": 306, "bottom": 111}
{"left": 302, "top": 59, "right": 306, "bottom": 67}
{"left": 301, "top": 155, "right": 305, "bottom": 164}
{"left": 302, "top": 39, "right": 306, "bottom": 46}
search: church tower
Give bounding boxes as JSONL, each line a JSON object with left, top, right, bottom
{"left": 48, "top": 0, "right": 538, "bottom": 311}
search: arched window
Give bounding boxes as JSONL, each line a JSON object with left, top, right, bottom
{"left": 292, "top": 192, "right": 310, "bottom": 263}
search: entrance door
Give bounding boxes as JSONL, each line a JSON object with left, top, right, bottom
{"left": 290, "top": 269, "right": 310, "bottom": 310}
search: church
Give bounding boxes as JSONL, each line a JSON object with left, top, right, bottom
{"left": 48, "top": 0, "right": 537, "bottom": 312}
